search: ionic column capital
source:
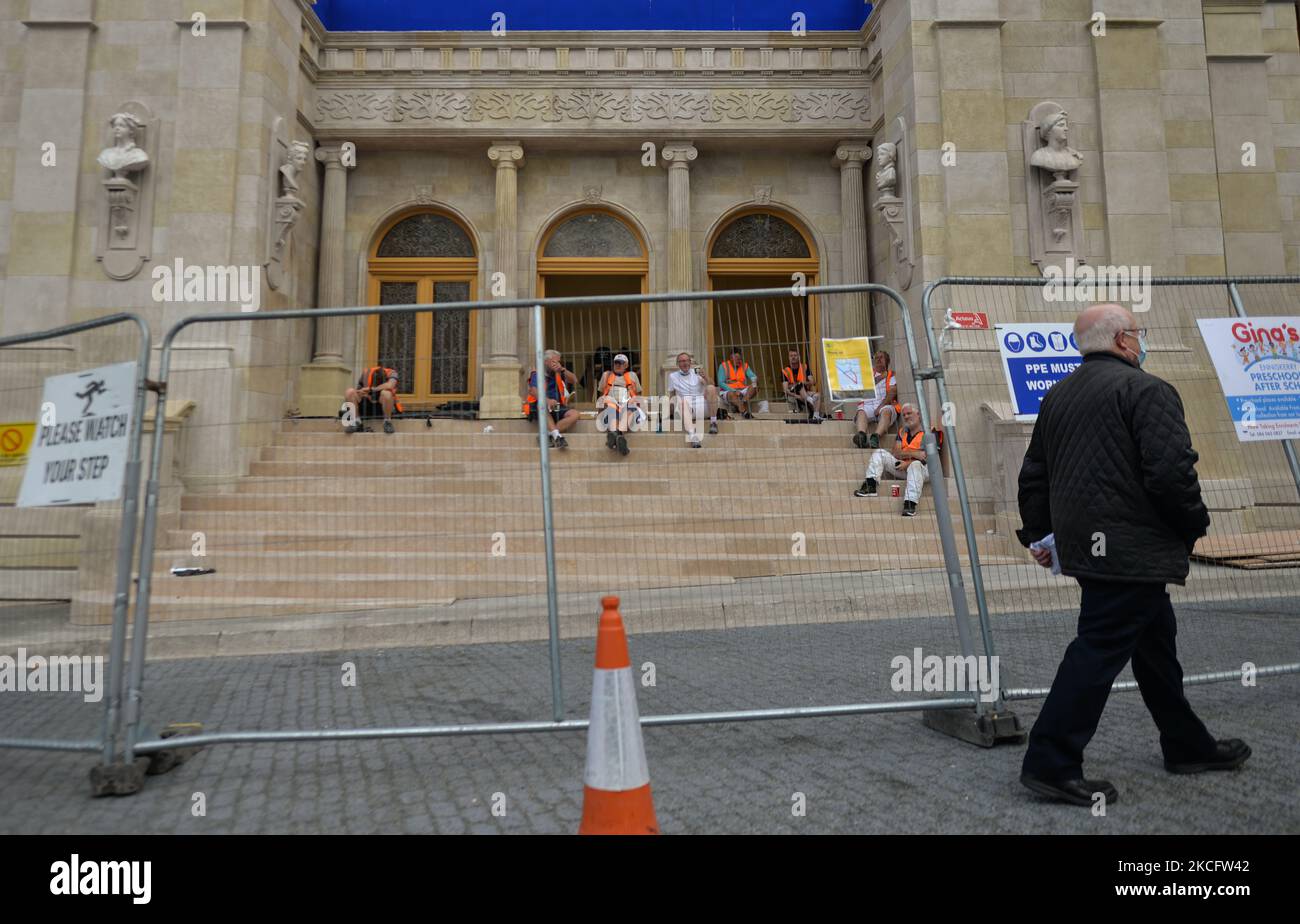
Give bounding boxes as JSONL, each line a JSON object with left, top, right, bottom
{"left": 487, "top": 141, "right": 525, "bottom": 170}
{"left": 833, "top": 141, "right": 872, "bottom": 169}
{"left": 315, "top": 143, "right": 355, "bottom": 170}
{"left": 661, "top": 142, "right": 698, "bottom": 168}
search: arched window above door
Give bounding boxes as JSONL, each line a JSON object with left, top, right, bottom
{"left": 375, "top": 212, "right": 475, "bottom": 258}
{"left": 710, "top": 212, "right": 811, "bottom": 259}
{"left": 542, "top": 211, "right": 643, "bottom": 258}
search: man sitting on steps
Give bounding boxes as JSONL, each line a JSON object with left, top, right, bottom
{"left": 596, "top": 353, "right": 644, "bottom": 456}
{"left": 782, "top": 347, "right": 822, "bottom": 421}
{"left": 667, "top": 351, "right": 719, "bottom": 448}
{"left": 341, "top": 364, "right": 401, "bottom": 435}
{"left": 853, "top": 350, "right": 900, "bottom": 449}
{"left": 854, "top": 403, "right": 943, "bottom": 517}
{"left": 718, "top": 347, "right": 758, "bottom": 419}
{"left": 524, "top": 349, "right": 578, "bottom": 450}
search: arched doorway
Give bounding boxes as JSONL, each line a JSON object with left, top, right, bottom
{"left": 366, "top": 209, "right": 478, "bottom": 407}
{"left": 537, "top": 208, "right": 648, "bottom": 405}
{"left": 707, "top": 209, "right": 820, "bottom": 404}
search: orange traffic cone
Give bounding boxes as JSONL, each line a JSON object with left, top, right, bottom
{"left": 578, "top": 596, "right": 659, "bottom": 835}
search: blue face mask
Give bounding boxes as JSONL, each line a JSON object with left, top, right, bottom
{"left": 1136, "top": 333, "right": 1148, "bottom": 367}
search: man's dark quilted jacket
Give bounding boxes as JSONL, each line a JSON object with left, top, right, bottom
{"left": 1016, "top": 352, "right": 1210, "bottom": 585}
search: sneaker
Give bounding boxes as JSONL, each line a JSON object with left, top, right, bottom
{"left": 690, "top": 435, "right": 702, "bottom": 449}
{"left": 708, "top": 421, "right": 719, "bottom": 435}
{"left": 548, "top": 434, "right": 558, "bottom": 449}
{"left": 854, "top": 478, "right": 878, "bottom": 498}
{"left": 606, "top": 430, "right": 618, "bottom": 450}
{"left": 742, "top": 411, "right": 754, "bottom": 420}
{"left": 344, "top": 424, "right": 364, "bottom": 435}
{"left": 868, "top": 433, "right": 880, "bottom": 449}
{"left": 716, "top": 407, "right": 729, "bottom": 420}
{"left": 852, "top": 431, "right": 867, "bottom": 449}
{"left": 616, "top": 433, "right": 629, "bottom": 456}
{"left": 383, "top": 420, "right": 394, "bottom": 434}
{"left": 902, "top": 500, "right": 917, "bottom": 517}
{"left": 555, "top": 435, "right": 569, "bottom": 450}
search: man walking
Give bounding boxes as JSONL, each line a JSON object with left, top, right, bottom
{"left": 1016, "top": 303, "right": 1249, "bottom": 807}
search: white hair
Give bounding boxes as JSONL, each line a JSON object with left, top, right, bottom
{"left": 1074, "top": 304, "right": 1130, "bottom": 355}
{"left": 900, "top": 402, "right": 918, "bottom": 416}
{"left": 543, "top": 349, "right": 561, "bottom": 362}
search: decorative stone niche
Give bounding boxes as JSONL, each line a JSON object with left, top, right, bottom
{"left": 872, "top": 116, "right": 915, "bottom": 290}
{"left": 265, "top": 116, "right": 310, "bottom": 293}
{"left": 96, "top": 102, "right": 157, "bottom": 281}
{"left": 1023, "top": 101, "right": 1086, "bottom": 274}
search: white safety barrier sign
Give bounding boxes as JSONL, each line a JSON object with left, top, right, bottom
{"left": 17, "top": 362, "right": 137, "bottom": 507}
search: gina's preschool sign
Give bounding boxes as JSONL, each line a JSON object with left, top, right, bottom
{"left": 1196, "top": 317, "right": 1300, "bottom": 442}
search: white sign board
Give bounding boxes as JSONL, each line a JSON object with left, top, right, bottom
{"left": 1196, "top": 317, "right": 1300, "bottom": 442}
{"left": 995, "top": 323, "right": 1082, "bottom": 421}
{"left": 17, "top": 362, "right": 137, "bottom": 507}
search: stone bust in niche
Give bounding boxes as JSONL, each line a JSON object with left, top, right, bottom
{"left": 874, "top": 141, "right": 897, "bottom": 197}
{"left": 280, "top": 140, "right": 310, "bottom": 198}
{"left": 97, "top": 113, "right": 150, "bottom": 178}
{"left": 1029, "top": 109, "right": 1083, "bottom": 176}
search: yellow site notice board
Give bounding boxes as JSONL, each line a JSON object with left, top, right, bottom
{"left": 0, "top": 422, "right": 35, "bottom": 467}
{"left": 821, "top": 336, "right": 875, "bottom": 399}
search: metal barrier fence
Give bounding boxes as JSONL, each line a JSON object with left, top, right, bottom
{"left": 114, "top": 282, "right": 991, "bottom": 762}
{"left": 920, "top": 276, "right": 1300, "bottom": 704}
{"left": 0, "top": 314, "right": 152, "bottom": 765}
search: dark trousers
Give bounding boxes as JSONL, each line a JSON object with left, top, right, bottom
{"left": 1022, "top": 578, "right": 1216, "bottom": 781}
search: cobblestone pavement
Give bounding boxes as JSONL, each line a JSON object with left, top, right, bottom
{"left": 1, "top": 599, "right": 1296, "bottom": 834}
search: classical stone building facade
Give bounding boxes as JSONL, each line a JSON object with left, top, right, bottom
{"left": 3, "top": 0, "right": 1300, "bottom": 605}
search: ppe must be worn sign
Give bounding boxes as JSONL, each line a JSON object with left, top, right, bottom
{"left": 1197, "top": 316, "right": 1300, "bottom": 442}
{"left": 996, "top": 323, "right": 1082, "bottom": 420}
{"left": 17, "top": 362, "right": 137, "bottom": 507}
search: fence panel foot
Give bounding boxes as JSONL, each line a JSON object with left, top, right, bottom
{"left": 89, "top": 758, "right": 150, "bottom": 797}
{"left": 922, "top": 707, "right": 1028, "bottom": 748}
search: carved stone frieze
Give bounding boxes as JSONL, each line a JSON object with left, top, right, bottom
{"left": 314, "top": 87, "right": 870, "bottom": 130}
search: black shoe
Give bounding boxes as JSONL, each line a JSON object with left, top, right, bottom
{"left": 852, "top": 431, "right": 867, "bottom": 449}
{"left": 742, "top": 411, "right": 754, "bottom": 420}
{"left": 383, "top": 420, "right": 394, "bottom": 434}
{"left": 616, "top": 433, "right": 629, "bottom": 456}
{"left": 1021, "top": 774, "right": 1118, "bottom": 807}
{"left": 868, "top": 433, "right": 880, "bottom": 449}
{"left": 606, "top": 430, "right": 618, "bottom": 450}
{"left": 717, "top": 407, "right": 729, "bottom": 421}
{"left": 708, "top": 421, "right": 718, "bottom": 435}
{"left": 555, "top": 435, "right": 568, "bottom": 450}
{"left": 902, "top": 500, "right": 917, "bottom": 517}
{"left": 344, "top": 424, "right": 364, "bottom": 435}
{"left": 854, "top": 478, "right": 877, "bottom": 498}
{"left": 1165, "top": 739, "right": 1251, "bottom": 774}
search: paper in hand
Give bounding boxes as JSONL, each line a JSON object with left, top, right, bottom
{"left": 1029, "top": 532, "right": 1062, "bottom": 575}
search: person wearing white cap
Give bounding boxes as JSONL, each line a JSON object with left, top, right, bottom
{"left": 596, "top": 353, "right": 644, "bottom": 456}
{"left": 667, "top": 352, "right": 719, "bottom": 448}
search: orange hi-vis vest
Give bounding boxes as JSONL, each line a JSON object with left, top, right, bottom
{"left": 879, "top": 369, "right": 901, "bottom": 414}
{"left": 723, "top": 360, "right": 750, "bottom": 390}
{"left": 899, "top": 427, "right": 941, "bottom": 453}
{"left": 524, "top": 370, "right": 569, "bottom": 415}
{"left": 363, "top": 366, "right": 403, "bottom": 413}
{"left": 602, "top": 371, "right": 638, "bottom": 399}
{"left": 782, "top": 364, "right": 808, "bottom": 386}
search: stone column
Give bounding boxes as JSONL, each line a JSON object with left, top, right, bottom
{"left": 833, "top": 141, "right": 872, "bottom": 338}
{"left": 480, "top": 142, "right": 525, "bottom": 419}
{"left": 296, "top": 144, "right": 355, "bottom": 416}
{"left": 661, "top": 142, "right": 698, "bottom": 386}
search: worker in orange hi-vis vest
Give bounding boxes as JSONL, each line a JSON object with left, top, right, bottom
{"left": 781, "top": 347, "right": 822, "bottom": 422}
{"left": 854, "top": 403, "right": 944, "bottom": 518}
{"left": 595, "top": 353, "right": 644, "bottom": 457}
{"left": 853, "top": 349, "right": 902, "bottom": 450}
{"left": 524, "top": 349, "right": 580, "bottom": 450}
{"left": 716, "top": 347, "right": 758, "bottom": 419}
{"left": 341, "top": 364, "right": 403, "bottom": 435}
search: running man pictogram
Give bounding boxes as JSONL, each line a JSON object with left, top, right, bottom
{"left": 75, "top": 379, "right": 107, "bottom": 416}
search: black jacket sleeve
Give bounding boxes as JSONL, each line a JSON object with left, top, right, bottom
{"left": 1016, "top": 417, "right": 1052, "bottom": 548}
{"left": 1130, "top": 378, "right": 1211, "bottom": 547}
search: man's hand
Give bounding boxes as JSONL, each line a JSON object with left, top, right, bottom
{"left": 1031, "top": 546, "right": 1053, "bottom": 569}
